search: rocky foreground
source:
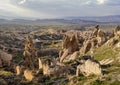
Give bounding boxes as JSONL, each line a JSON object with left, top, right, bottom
{"left": 0, "top": 25, "right": 120, "bottom": 85}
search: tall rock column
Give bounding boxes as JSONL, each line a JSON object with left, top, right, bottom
{"left": 23, "top": 35, "right": 38, "bottom": 70}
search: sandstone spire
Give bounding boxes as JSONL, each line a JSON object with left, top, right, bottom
{"left": 23, "top": 35, "right": 38, "bottom": 70}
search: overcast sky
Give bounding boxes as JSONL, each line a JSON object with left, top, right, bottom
{"left": 0, "top": 0, "right": 120, "bottom": 19}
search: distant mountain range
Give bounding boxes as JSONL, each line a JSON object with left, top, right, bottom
{"left": 0, "top": 15, "right": 120, "bottom": 25}
{"left": 66, "top": 15, "right": 120, "bottom": 23}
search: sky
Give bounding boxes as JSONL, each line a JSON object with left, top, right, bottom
{"left": 0, "top": 0, "right": 120, "bottom": 19}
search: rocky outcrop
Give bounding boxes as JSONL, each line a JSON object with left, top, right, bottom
{"left": 38, "top": 57, "right": 56, "bottom": 76}
{"left": 80, "top": 25, "right": 107, "bottom": 54}
{"left": 38, "top": 57, "right": 72, "bottom": 77}
{"left": 23, "top": 35, "right": 38, "bottom": 70}
{"left": 93, "top": 25, "right": 107, "bottom": 46}
{"left": 15, "top": 65, "right": 25, "bottom": 76}
{"left": 80, "top": 38, "right": 98, "bottom": 54}
{"left": 100, "top": 58, "right": 114, "bottom": 65}
{"left": 0, "top": 50, "right": 12, "bottom": 67}
{"left": 24, "top": 69, "right": 34, "bottom": 81}
{"left": 62, "top": 51, "right": 79, "bottom": 62}
{"left": 92, "top": 25, "right": 100, "bottom": 37}
{"left": 80, "top": 40, "right": 92, "bottom": 55}
{"left": 59, "top": 33, "right": 79, "bottom": 62}
{"left": 113, "top": 25, "right": 120, "bottom": 36}
{"left": 16, "top": 66, "right": 21, "bottom": 75}
{"left": 76, "top": 57, "right": 102, "bottom": 77}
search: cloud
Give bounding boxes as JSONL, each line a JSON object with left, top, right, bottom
{"left": 0, "top": 0, "right": 120, "bottom": 19}
{"left": 0, "top": 0, "right": 55, "bottom": 19}
{"left": 97, "top": 0, "right": 106, "bottom": 4}
{"left": 106, "top": 0, "right": 120, "bottom": 6}
{"left": 18, "top": 0, "right": 26, "bottom": 5}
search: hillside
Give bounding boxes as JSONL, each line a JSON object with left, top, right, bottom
{"left": 0, "top": 15, "right": 120, "bottom": 25}
{"left": 0, "top": 25, "right": 120, "bottom": 85}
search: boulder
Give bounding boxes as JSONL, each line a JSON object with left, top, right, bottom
{"left": 24, "top": 69, "right": 34, "bottom": 81}
{"left": 0, "top": 50, "right": 12, "bottom": 66}
{"left": 76, "top": 59, "right": 102, "bottom": 76}
{"left": 100, "top": 58, "right": 114, "bottom": 65}
{"left": 16, "top": 65, "right": 21, "bottom": 75}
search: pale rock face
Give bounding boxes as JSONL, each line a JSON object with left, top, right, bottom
{"left": 38, "top": 58, "right": 54, "bottom": 76}
{"left": 80, "top": 40, "right": 92, "bottom": 55}
{"left": 115, "top": 42, "right": 120, "bottom": 48}
{"left": 24, "top": 69, "right": 34, "bottom": 81}
{"left": 62, "top": 51, "right": 79, "bottom": 62}
{"left": 38, "top": 58, "right": 43, "bottom": 69}
{"left": 100, "top": 58, "right": 114, "bottom": 65}
{"left": 97, "top": 37, "right": 106, "bottom": 46}
{"left": 59, "top": 34, "right": 79, "bottom": 62}
{"left": 40, "top": 58, "right": 71, "bottom": 76}
{"left": 104, "top": 35, "right": 119, "bottom": 47}
{"left": 0, "top": 50, "right": 12, "bottom": 66}
{"left": 76, "top": 59, "right": 102, "bottom": 76}
{"left": 68, "top": 51, "right": 79, "bottom": 60}
{"left": 42, "top": 63, "right": 51, "bottom": 76}
{"left": 114, "top": 25, "right": 120, "bottom": 36}
{"left": 16, "top": 66, "right": 21, "bottom": 75}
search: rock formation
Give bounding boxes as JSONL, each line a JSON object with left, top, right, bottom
{"left": 113, "top": 25, "right": 120, "bottom": 36}
{"left": 16, "top": 66, "right": 21, "bottom": 75}
{"left": 93, "top": 25, "right": 106, "bottom": 46}
{"left": 92, "top": 25, "right": 99, "bottom": 37}
{"left": 59, "top": 34, "right": 79, "bottom": 62}
{"left": 24, "top": 69, "right": 34, "bottom": 81}
{"left": 15, "top": 65, "right": 25, "bottom": 76}
{"left": 38, "top": 57, "right": 72, "bottom": 77}
{"left": 0, "top": 50, "right": 12, "bottom": 67}
{"left": 80, "top": 40, "right": 92, "bottom": 55}
{"left": 38, "top": 57, "right": 56, "bottom": 76}
{"left": 38, "top": 58, "right": 43, "bottom": 69}
{"left": 80, "top": 38, "right": 98, "bottom": 55}
{"left": 23, "top": 35, "right": 38, "bottom": 70}
{"left": 80, "top": 25, "right": 107, "bottom": 54}
{"left": 97, "top": 30, "right": 107, "bottom": 46}
{"left": 76, "top": 58, "right": 102, "bottom": 77}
